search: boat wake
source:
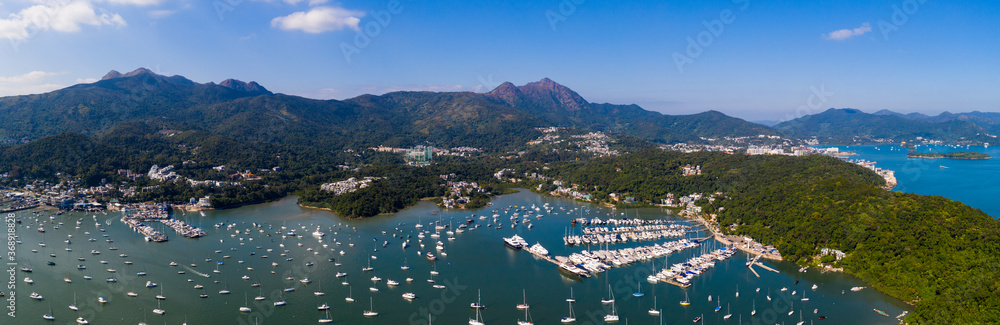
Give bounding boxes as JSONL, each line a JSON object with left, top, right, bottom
{"left": 184, "top": 266, "right": 211, "bottom": 278}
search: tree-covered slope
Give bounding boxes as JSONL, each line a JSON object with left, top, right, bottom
{"left": 545, "top": 150, "right": 999, "bottom": 324}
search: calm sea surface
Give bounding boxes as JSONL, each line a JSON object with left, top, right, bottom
{"left": 824, "top": 144, "right": 1000, "bottom": 218}
{"left": 9, "top": 187, "right": 915, "bottom": 324}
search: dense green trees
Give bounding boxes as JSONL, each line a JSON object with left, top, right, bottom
{"left": 542, "top": 149, "right": 999, "bottom": 324}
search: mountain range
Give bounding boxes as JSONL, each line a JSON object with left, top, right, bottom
{"left": 1, "top": 68, "right": 996, "bottom": 176}
{"left": 774, "top": 108, "right": 996, "bottom": 144}
{"left": 873, "top": 109, "right": 1000, "bottom": 135}
{"left": 0, "top": 68, "right": 775, "bottom": 150}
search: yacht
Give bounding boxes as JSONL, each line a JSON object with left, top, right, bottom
{"left": 503, "top": 235, "right": 528, "bottom": 249}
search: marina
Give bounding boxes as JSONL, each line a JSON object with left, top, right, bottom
{"left": 7, "top": 190, "right": 911, "bottom": 324}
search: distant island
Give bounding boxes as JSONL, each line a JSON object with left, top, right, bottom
{"left": 907, "top": 151, "right": 991, "bottom": 159}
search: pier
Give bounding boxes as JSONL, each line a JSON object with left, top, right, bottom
{"left": 529, "top": 238, "right": 702, "bottom": 278}
{"left": 120, "top": 203, "right": 207, "bottom": 241}
{"left": 158, "top": 218, "right": 207, "bottom": 238}
{"left": 122, "top": 218, "right": 168, "bottom": 242}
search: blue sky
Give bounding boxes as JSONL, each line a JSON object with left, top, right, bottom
{"left": 1, "top": 0, "right": 997, "bottom": 120}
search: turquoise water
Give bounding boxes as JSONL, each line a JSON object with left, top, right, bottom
{"left": 823, "top": 144, "right": 1000, "bottom": 217}
{"left": 8, "top": 190, "right": 911, "bottom": 324}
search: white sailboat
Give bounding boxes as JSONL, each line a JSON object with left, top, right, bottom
{"left": 240, "top": 292, "right": 252, "bottom": 312}
{"left": 561, "top": 298, "right": 576, "bottom": 323}
{"left": 604, "top": 297, "right": 619, "bottom": 322}
{"left": 42, "top": 302, "right": 55, "bottom": 320}
{"left": 318, "top": 309, "right": 332, "bottom": 323}
{"left": 648, "top": 296, "right": 661, "bottom": 315}
{"left": 255, "top": 286, "right": 266, "bottom": 301}
{"left": 314, "top": 279, "right": 325, "bottom": 296}
{"left": 470, "top": 289, "right": 485, "bottom": 309}
{"left": 345, "top": 286, "right": 355, "bottom": 302}
{"left": 518, "top": 300, "right": 534, "bottom": 325}
{"left": 470, "top": 290, "right": 486, "bottom": 325}
{"left": 152, "top": 298, "right": 166, "bottom": 315}
{"left": 69, "top": 292, "right": 79, "bottom": 311}
{"left": 516, "top": 289, "right": 530, "bottom": 310}
{"left": 363, "top": 297, "right": 378, "bottom": 317}
{"left": 601, "top": 284, "right": 615, "bottom": 304}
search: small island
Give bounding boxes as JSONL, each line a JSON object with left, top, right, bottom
{"left": 907, "top": 151, "right": 991, "bottom": 159}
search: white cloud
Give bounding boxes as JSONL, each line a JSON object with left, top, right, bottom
{"left": 0, "top": 71, "right": 60, "bottom": 83}
{"left": 105, "top": 0, "right": 166, "bottom": 6}
{"left": 0, "top": 71, "right": 65, "bottom": 96}
{"left": 75, "top": 77, "right": 98, "bottom": 83}
{"left": 824, "top": 22, "right": 871, "bottom": 41}
{"left": 307, "top": 0, "right": 328, "bottom": 6}
{"left": 147, "top": 9, "right": 176, "bottom": 19}
{"left": 0, "top": 1, "right": 126, "bottom": 40}
{"left": 271, "top": 6, "right": 363, "bottom": 33}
